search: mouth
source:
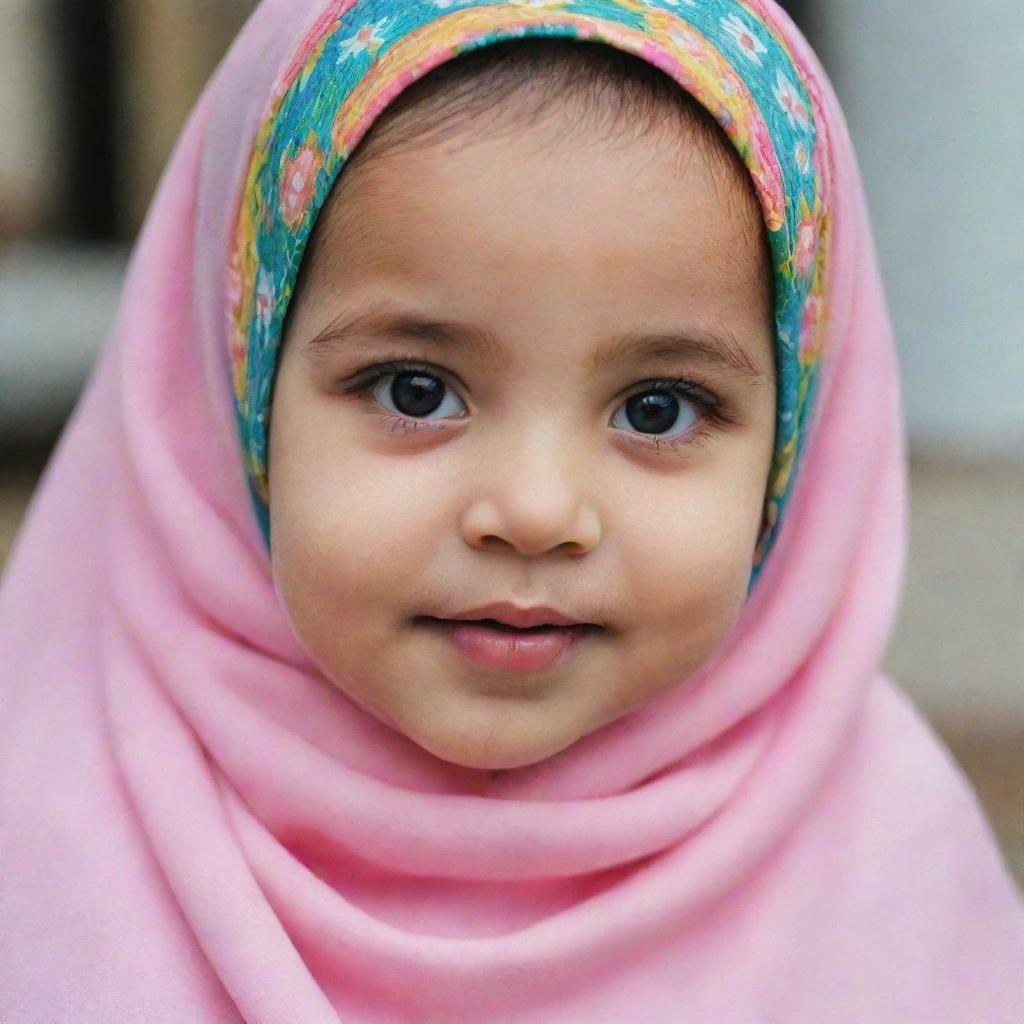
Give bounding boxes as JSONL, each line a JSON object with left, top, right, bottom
{"left": 427, "top": 617, "right": 575, "bottom": 631}
{"left": 414, "top": 616, "right": 602, "bottom": 635}
{"left": 412, "top": 616, "right": 603, "bottom": 673}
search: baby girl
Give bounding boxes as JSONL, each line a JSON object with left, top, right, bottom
{"left": 2, "top": 1, "right": 1021, "bottom": 1020}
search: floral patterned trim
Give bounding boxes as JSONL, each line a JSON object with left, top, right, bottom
{"left": 227, "top": 0, "right": 831, "bottom": 581}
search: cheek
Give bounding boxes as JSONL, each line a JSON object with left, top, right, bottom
{"left": 634, "top": 513, "right": 751, "bottom": 625}
{"left": 268, "top": 473, "right": 421, "bottom": 732}
{"left": 267, "top": 390, "right": 401, "bottom": 663}
{"left": 271, "top": 463, "right": 417, "bottom": 628}
{"left": 616, "top": 460, "right": 767, "bottom": 671}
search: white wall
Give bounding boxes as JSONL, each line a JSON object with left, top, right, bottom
{"left": 809, "top": 0, "right": 1024, "bottom": 461}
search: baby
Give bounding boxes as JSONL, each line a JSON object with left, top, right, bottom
{"left": 269, "top": 40, "right": 777, "bottom": 771}
{"left": 6, "top": 2, "right": 1020, "bottom": 1018}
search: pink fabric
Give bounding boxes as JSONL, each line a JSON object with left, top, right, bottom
{"left": 2, "top": 1, "right": 1021, "bottom": 1020}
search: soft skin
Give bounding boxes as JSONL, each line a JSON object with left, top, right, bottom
{"left": 268, "top": 106, "right": 776, "bottom": 772}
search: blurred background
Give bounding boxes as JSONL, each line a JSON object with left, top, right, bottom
{"left": 1, "top": 1, "right": 1021, "bottom": 881}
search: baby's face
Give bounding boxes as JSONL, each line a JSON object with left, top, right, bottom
{"left": 269, "top": 115, "right": 775, "bottom": 772}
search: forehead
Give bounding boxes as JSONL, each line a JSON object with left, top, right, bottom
{"left": 308, "top": 121, "right": 771, "bottom": 335}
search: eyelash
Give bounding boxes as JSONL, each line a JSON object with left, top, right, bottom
{"left": 341, "top": 359, "right": 733, "bottom": 455}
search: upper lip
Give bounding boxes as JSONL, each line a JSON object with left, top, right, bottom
{"left": 436, "top": 602, "right": 595, "bottom": 629}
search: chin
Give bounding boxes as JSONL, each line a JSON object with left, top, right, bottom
{"left": 410, "top": 715, "right": 584, "bottom": 772}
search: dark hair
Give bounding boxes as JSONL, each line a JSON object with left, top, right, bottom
{"left": 293, "top": 37, "right": 770, "bottom": 313}
{"left": 344, "top": 37, "right": 750, "bottom": 176}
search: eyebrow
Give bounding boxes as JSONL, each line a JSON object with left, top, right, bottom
{"left": 304, "top": 301, "right": 768, "bottom": 382}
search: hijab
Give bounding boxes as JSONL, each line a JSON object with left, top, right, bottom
{"left": 2, "top": 1, "right": 1021, "bottom": 1020}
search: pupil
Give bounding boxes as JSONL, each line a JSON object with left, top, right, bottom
{"left": 626, "top": 392, "right": 678, "bottom": 434}
{"left": 391, "top": 372, "right": 444, "bottom": 417}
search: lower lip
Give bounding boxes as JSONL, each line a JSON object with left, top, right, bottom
{"left": 422, "top": 620, "right": 595, "bottom": 673}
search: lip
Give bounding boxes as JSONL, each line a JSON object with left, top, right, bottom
{"left": 417, "top": 618, "right": 598, "bottom": 673}
{"left": 443, "top": 601, "right": 596, "bottom": 629}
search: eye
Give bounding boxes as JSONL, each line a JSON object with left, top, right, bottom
{"left": 367, "top": 367, "right": 467, "bottom": 420}
{"left": 610, "top": 380, "right": 714, "bottom": 440}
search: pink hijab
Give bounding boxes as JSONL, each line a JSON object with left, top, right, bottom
{"left": 2, "top": 1, "right": 1021, "bottom": 1020}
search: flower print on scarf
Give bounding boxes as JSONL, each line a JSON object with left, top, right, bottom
{"left": 337, "top": 17, "right": 390, "bottom": 63}
{"left": 795, "top": 139, "right": 811, "bottom": 175}
{"left": 721, "top": 13, "right": 767, "bottom": 66}
{"left": 226, "top": 254, "right": 248, "bottom": 394}
{"left": 297, "top": 35, "right": 330, "bottom": 93}
{"left": 769, "top": 431, "right": 798, "bottom": 499}
{"left": 774, "top": 68, "right": 810, "bottom": 130}
{"left": 719, "top": 72, "right": 739, "bottom": 97}
{"left": 255, "top": 266, "right": 274, "bottom": 333}
{"left": 609, "top": 0, "right": 663, "bottom": 15}
{"left": 639, "top": 39, "right": 689, "bottom": 88}
{"left": 279, "top": 133, "right": 325, "bottom": 229}
{"left": 794, "top": 207, "right": 817, "bottom": 278}
{"left": 669, "top": 24, "right": 709, "bottom": 60}
{"left": 226, "top": 250, "right": 244, "bottom": 323}
{"left": 800, "top": 292, "right": 825, "bottom": 362}
{"left": 507, "top": 0, "right": 574, "bottom": 9}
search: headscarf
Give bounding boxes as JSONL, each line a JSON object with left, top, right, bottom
{"left": 229, "top": 0, "right": 829, "bottom": 580}
{"left": 1, "top": 1, "right": 1021, "bottom": 1021}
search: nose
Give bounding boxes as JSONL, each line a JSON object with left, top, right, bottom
{"left": 459, "top": 428, "right": 602, "bottom": 558}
